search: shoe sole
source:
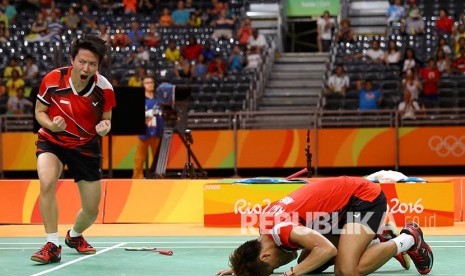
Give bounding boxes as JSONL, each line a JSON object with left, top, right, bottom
{"left": 30, "top": 256, "right": 61, "bottom": 264}
{"left": 385, "top": 221, "right": 411, "bottom": 270}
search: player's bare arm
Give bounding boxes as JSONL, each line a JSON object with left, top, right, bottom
{"left": 35, "top": 100, "right": 67, "bottom": 132}
{"left": 216, "top": 268, "right": 234, "bottom": 276}
{"left": 286, "top": 226, "right": 337, "bottom": 275}
{"left": 95, "top": 110, "right": 112, "bottom": 136}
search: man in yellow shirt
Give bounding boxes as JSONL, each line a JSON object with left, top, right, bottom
{"left": 164, "top": 40, "right": 181, "bottom": 63}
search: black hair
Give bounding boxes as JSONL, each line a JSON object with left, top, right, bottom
{"left": 70, "top": 34, "right": 107, "bottom": 65}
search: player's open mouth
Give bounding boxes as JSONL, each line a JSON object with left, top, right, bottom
{"left": 80, "top": 75, "right": 88, "bottom": 80}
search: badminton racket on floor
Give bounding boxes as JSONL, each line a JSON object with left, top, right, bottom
{"left": 124, "top": 247, "right": 173, "bottom": 255}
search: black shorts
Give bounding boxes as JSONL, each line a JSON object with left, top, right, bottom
{"left": 343, "top": 191, "right": 387, "bottom": 233}
{"left": 36, "top": 138, "right": 102, "bottom": 182}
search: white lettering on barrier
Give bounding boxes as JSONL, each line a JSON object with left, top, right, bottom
{"left": 234, "top": 199, "right": 272, "bottom": 215}
{"left": 387, "top": 198, "right": 424, "bottom": 214}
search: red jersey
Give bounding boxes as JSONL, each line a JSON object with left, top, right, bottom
{"left": 37, "top": 66, "right": 116, "bottom": 149}
{"left": 261, "top": 176, "right": 381, "bottom": 250}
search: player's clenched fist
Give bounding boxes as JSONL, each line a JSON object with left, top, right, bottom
{"left": 95, "top": 119, "right": 111, "bottom": 136}
{"left": 50, "top": 116, "right": 67, "bottom": 132}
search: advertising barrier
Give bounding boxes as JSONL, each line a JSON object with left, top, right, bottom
{"left": 204, "top": 182, "right": 454, "bottom": 228}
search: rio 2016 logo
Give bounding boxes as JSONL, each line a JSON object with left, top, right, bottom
{"left": 387, "top": 198, "right": 424, "bottom": 214}
{"left": 234, "top": 199, "right": 271, "bottom": 215}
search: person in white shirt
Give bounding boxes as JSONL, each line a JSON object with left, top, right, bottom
{"left": 245, "top": 46, "right": 262, "bottom": 70}
{"left": 248, "top": 28, "right": 267, "bottom": 53}
{"left": 327, "top": 64, "right": 350, "bottom": 96}
{"left": 365, "top": 40, "right": 385, "bottom": 63}
{"left": 398, "top": 90, "right": 421, "bottom": 120}
{"left": 23, "top": 55, "right": 39, "bottom": 86}
{"left": 317, "top": 10, "right": 335, "bottom": 52}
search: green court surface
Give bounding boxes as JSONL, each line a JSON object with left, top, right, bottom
{"left": 0, "top": 236, "right": 463, "bottom": 276}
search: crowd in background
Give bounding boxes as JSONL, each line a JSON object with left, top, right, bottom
{"left": 322, "top": 0, "right": 465, "bottom": 119}
{"left": 0, "top": 0, "right": 267, "bottom": 115}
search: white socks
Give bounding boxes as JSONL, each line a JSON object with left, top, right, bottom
{"left": 392, "top": 233, "right": 415, "bottom": 254}
{"left": 69, "top": 228, "right": 82, "bottom": 238}
{"left": 46, "top": 232, "right": 59, "bottom": 246}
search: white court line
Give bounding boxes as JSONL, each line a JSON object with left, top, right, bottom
{"left": 27, "top": 242, "right": 127, "bottom": 276}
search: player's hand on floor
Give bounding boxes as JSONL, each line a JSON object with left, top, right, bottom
{"left": 95, "top": 119, "right": 111, "bottom": 136}
{"left": 216, "top": 268, "right": 234, "bottom": 275}
{"left": 50, "top": 116, "right": 66, "bottom": 132}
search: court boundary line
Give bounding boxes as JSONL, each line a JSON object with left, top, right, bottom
{"left": 27, "top": 242, "right": 127, "bottom": 276}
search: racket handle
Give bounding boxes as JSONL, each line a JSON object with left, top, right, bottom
{"left": 154, "top": 250, "right": 173, "bottom": 256}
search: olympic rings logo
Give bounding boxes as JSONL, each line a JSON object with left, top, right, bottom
{"left": 428, "top": 135, "right": 465, "bottom": 157}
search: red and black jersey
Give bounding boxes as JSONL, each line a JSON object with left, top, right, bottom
{"left": 261, "top": 176, "right": 381, "bottom": 250}
{"left": 37, "top": 66, "right": 116, "bottom": 149}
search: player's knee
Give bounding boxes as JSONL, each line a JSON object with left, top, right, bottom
{"left": 334, "top": 266, "right": 360, "bottom": 276}
{"left": 40, "top": 180, "right": 56, "bottom": 194}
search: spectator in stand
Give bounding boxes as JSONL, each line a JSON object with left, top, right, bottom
{"left": 436, "top": 48, "right": 451, "bottom": 75}
{"left": 405, "top": 0, "right": 418, "bottom": 18}
{"left": 123, "top": 0, "right": 137, "bottom": 14}
{"left": 174, "top": 59, "right": 194, "bottom": 79}
{"left": 248, "top": 28, "right": 267, "bottom": 53}
{"left": 452, "top": 47, "right": 465, "bottom": 74}
{"left": 144, "top": 23, "right": 160, "bottom": 47}
{"left": 1, "top": 0, "right": 16, "bottom": 24}
{"left": 437, "top": 36, "right": 452, "bottom": 56}
{"left": 402, "top": 8, "right": 425, "bottom": 35}
{"left": 436, "top": 8, "right": 454, "bottom": 36}
{"left": 336, "top": 18, "right": 354, "bottom": 43}
{"left": 25, "top": 12, "right": 48, "bottom": 41}
{"left": 164, "top": 40, "right": 181, "bottom": 63}
{"left": 0, "top": 7, "right": 8, "bottom": 28}
{"left": 172, "top": 0, "right": 190, "bottom": 26}
{"left": 6, "top": 86, "right": 33, "bottom": 115}
{"left": 127, "top": 21, "right": 144, "bottom": 47}
{"left": 228, "top": 45, "right": 244, "bottom": 73}
{"left": 188, "top": 11, "right": 202, "bottom": 27}
{"left": 358, "top": 80, "right": 383, "bottom": 110}
{"left": 212, "top": 8, "right": 235, "bottom": 40}
{"left": 387, "top": 0, "right": 405, "bottom": 26}
{"left": 128, "top": 67, "right": 147, "bottom": 87}
{"left": 61, "top": 7, "right": 80, "bottom": 30}
{"left": 127, "top": 44, "right": 149, "bottom": 66}
{"left": 206, "top": 54, "right": 226, "bottom": 79}
{"left": 455, "top": 37, "right": 465, "bottom": 56}
{"left": 3, "top": 57, "right": 22, "bottom": 80}
{"left": 326, "top": 64, "right": 350, "bottom": 97}
{"left": 237, "top": 17, "right": 253, "bottom": 49}
{"left": 317, "top": 10, "right": 335, "bottom": 52}
{"left": 201, "top": 40, "right": 216, "bottom": 63}
{"left": 420, "top": 58, "right": 440, "bottom": 107}
{"left": 401, "top": 48, "right": 419, "bottom": 75}
{"left": 42, "top": 10, "right": 62, "bottom": 42}
{"left": 23, "top": 55, "right": 39, "bottom": 87}
{"left": 137, "top": 0, "right": 156, "bottom": 15}
{"left": 96, "top": 23, "right": 111, "bottom": 45}
{"left": 159, "top": 7, "right": 173, "bottom": 27}
{"left": 384, "top": 40, "right": 401, "bottom": 66}
{"left": 245, "top": 46, "right": 262, "bottom": 71}
{"left": 454, "top": 24, "right": 465, "bottom": 51}
{"left": 80, "top": 4, "right": 97, "bottom": 31}
{"left": 365, "top": 39, "right": 385, "bottom": 64}
{"left": 112, "top": 24, "right": 129, "bottom": 47}
{"left": 182, "top": 35, "right": 202, "bottom": 61}
{"left": 194, "top": 54, "right": 208, "bottom": 79}
{"left": 402, "top": 69, "right": 422, "bottom": 100}
{"left": 398, "top": 89, "right": 421, "bottom": 120}
{"left": 185, "top": 0, "right": 197, "bottom": 14}
{"left": 0, "top": 79, "right": 7, "bottom": 114}
{"left": 5, "top": 69, "right": 25, "bottom": 97}
{"left": 0, "top": 20, "right": 9, "bottom": 42}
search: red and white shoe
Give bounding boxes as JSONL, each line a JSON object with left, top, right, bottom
{"left": 378, "top": 221, "right": 411, "bottom": 270}
{"left": 400, "top": 222, "right": 433, "bottom": 274}
{"left": 65, "top": 230, "right": 96, "bottom": 254}
{"left": 31, "top": 242, "right": 62, "bottom": 264}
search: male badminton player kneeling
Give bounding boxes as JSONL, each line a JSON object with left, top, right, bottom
{"left": 217, "top": 176, "right": 433, "bottom": 276}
